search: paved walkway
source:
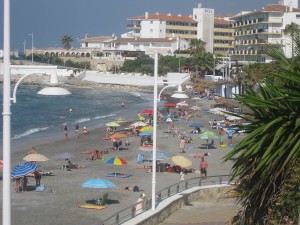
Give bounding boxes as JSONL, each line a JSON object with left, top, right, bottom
{"left": 159, "top": 198, "right": 238, "bottom": 225}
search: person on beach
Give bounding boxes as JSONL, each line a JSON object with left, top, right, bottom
{"left": 219, "top": 128, "right": 226, "bottom": 146}
{"left": 15, "top": 177, "right": 21, "bottom": 193}
{"left": 34, "top": 170, "right": 42, "bottom": 186}
{"left": 118, "top": 185, "right": 140, "bottom": 192}
{"left": 82, "top": 126, "right": 89, "bottom": 135}
{"left": 227, "top": 130, "right": 234, "bottom": 144}
{"left": 200, "top": 157, "right": 208, "bottom": 177}
{"left": 75, "top": 124, "right": 79, "bottom": 139}
{"left": 22, "top": 176, "right": 28, "bottom": 192}
{"left": 121, "top": 102, "right": 125, "bottom": 109}
{"left": 66, "top": 160, "right": 85, "bottom": 170}
{"left": 64, "top": 125, "right": 68, "bottom": 140}
{"left": 28, "top": 147, "right": 37, "bottom": 154}
{"left": 179, "top": 137, "right": 186, "bottom": 153}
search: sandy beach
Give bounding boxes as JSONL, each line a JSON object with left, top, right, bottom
{"left": 0, "top": 97, "right": 241, "bottom": 225}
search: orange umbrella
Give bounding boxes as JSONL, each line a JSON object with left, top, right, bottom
{"left": 110, "top": 133, "right": 127, "bottom": 140}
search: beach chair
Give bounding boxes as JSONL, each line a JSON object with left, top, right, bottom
{"left": 96, "top": 193, "right": 108, "bottom": 206}
{"left": 136, "top": 154, "right": 144, "bottom": 164}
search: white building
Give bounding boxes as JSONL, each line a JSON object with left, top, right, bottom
{"left": 231, "top": 0, "right": 300, "bottom": 62}
{"left": 126, "top": 3, "right": 215, "bottom": 53}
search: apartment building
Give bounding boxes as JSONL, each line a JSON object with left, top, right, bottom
{"left": 127, "top": 3, "right": 215, "bottom": 53}
{"left": 213, "top": 15, "right": 234, "bottom": 56}
{"left": 231, "top": 0, "right": 300, "bottom": 63}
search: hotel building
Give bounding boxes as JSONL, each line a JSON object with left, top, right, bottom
{"left": 231, "top": 0, "right": 300, "bottom": 62}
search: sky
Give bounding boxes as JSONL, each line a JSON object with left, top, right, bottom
{"left": 0, "top": 0, "right": 278, "bottom": 52}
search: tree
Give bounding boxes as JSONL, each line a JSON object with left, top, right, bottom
{"left": 283, "top": 22, "right": 300, "bottom": 58}
{"left": 225, "top": 37, "right": 300, "bottom": 224}
{"left": 188, "top": 39, "right": 206, "bottom": 57}
{"left": 61, "top": 35, "right": 73, "bottom": 50}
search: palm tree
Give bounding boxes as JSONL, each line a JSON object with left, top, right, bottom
{"left": 283, "top": 22, "right": 300, "bottom": 58}
{"left": 188, "top": 39, "right": 206, "bottom": 57}
{"left": 61, "top": 35, "right": 73, "bottom": 50}
{"left": 224, "top": 37, "right": 300, "bottom": 224}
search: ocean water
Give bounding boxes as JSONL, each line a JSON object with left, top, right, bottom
{"left": 0, "top": 85, "right": 154, "bottom": 153}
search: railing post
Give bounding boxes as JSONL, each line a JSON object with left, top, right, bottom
{"left": 168, "top": 188, "right": 170, "bottom": 197}
{"left": 176, "top": 184, "right": 179, "bottom": 193}
{"left": 219, "top": 176, "right": 222, "bottom": 184}
{"left": 199, "top": 177, "right": 202, "bottom": 186}
{"left": 185, "top": 181, "right": 188, "bottom": 190}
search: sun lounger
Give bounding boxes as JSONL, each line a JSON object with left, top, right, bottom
{"left": 79, "top": 204, "right": 106, "bottom": 210}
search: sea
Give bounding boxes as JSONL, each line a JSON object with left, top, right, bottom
{"left": 0, "top": 85, "right": 155, "bottom": 153}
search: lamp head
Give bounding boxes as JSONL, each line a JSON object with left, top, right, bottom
{"left": 171, "top": 85, "right": 189, "bottom": 99}
{"left": 38, "top": 74, "right": 71, "bottom": 95}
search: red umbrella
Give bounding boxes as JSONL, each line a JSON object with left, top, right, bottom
{"left": 0, "top": 160, "right": 3, "bottom": 169}
{"left": 165, "top": 102, "right": 176, "bottom": 107}
{"left": 142, "top": 109, "right": 153, "bottom": 115}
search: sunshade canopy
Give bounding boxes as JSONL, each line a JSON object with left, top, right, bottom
{"left": 105, "top": 122, "right": 120, "bottom": 127}
{"left": 23, "top": 153, "right": 49, "bottom": 162}
{"left": 81, "top": 179, "right": 116, "bottom": 189}
{"left": 11, "top": 162, "right": 38, "bottom": 178}
{"left": 171, "top": 155, "right": 192, "bottom": 168}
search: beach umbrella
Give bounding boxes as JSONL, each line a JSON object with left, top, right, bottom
{"left": 131, "top": 121, "right": 147, "bottom": 127}
{"left": 189, "top": 123, "right": 204, "bottom": 128}
{"left": 0, "top": 160, "right": 3, "bottom": 168}
{"left": 110, "top": 133, "right": 127, "bottom": 140}
{"left": 105, "top": 122, "right": 120, "bottom": 127}
{"left": 138, "top": 115, "right": 145, "bottom": 121}
{"left": 57, "top": 152, "right": 75, "bottom": 160}
{"left": 139, "top": 131, "right": 153, "bottom": 137}
{"left": 105, "top": 156, "right": 127, "bottom": 166}
{"left": 190, "top": 106, "right": 202, "bottom": 111}
{"left": 165, "top": 102, "right": 176, "bottom": 108}
{"left": 11, "top": 162, "right": 38, "bottom": 178}
{"left": 199, "top": 131, "right": 218, "bottom": 140}
{"left": 23, "top": 153, "right": 49, "bottom": 162}
{"left": 192, "top": 97, "right": 201, "bottom": 101}
{"left": 142, "top": 109, "right": 153, "bottom": 115}
{"left": 140, "top": 126, "right": 153, "bottom": 132}
{"left": 81, "top": 179, "right": 116, "bottom": 189}
{"left": 171, "top": 155, "right": 192, "bottom": 168}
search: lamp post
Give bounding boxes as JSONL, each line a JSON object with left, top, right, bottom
{"left": 151, "top": 52, "right": 188, "bottom": 210}
{"left": 28, "top": 32, "right": 34, "bottom": 63}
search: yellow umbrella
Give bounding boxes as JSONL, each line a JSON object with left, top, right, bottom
{"left": 140, "top": 126, "right": 153, "bottom": 132}
{"left": 171, "top": 155, "right": 192, "bottom": 168}
{"left": 23, "top": 153, "right": 49, "bottom": 162}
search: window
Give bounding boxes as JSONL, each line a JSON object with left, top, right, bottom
{"left": 296, "top": 14, "right": 300, "bottom": 19}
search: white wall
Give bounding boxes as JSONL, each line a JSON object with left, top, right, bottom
{"left": 141, "top": 20, "right": 166, "bottom": 38}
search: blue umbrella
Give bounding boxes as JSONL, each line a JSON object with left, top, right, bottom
{"left": 139, "top": 131, "right": 153, "bottom": 137}
{"left": 81, "top": 179, "right": 116, "bottom": 189}
{"left": 11, "top": 162, "right": 38, "bottom": 178}
{"left": 189, "top": 123, "right": 204, "bottom": 128}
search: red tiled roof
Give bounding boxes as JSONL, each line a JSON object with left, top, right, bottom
{"left": 214, "top": 18, "right": 231, "bottom": 25}
{"left": 80, "top": 36, "right": 113, "bottom": 42}
{"left": 265, "top": 4, "right": 300, "bottom": 12}
{"left": 233, "top": 4, "right": 300, "bottom": 18}
{"left": 128, "top": 13, "right": 195, "bottom": 22}
{"left": 112, "top": 37, "right": 176, "bottom": 43}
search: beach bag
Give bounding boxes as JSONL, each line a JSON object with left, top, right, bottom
{"left": 133, "top": 186, "right": 139, "bottom": 192}
{"left": 36, "top": 185, "right": 45, "bottom": 192}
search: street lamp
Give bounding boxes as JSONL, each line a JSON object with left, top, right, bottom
{"left": 151, "top": 52, "right": 188, "bottom": 210}
{"left": 2, "top": 4, "right": 70, "bottom": 219}
{"left": 28, "top": 32, "right": 34, "bottom": 63}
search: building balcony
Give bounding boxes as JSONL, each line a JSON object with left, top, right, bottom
{"left": 166, "top": 25, "right": 197, "bottom": 31}
{"left": 127, "top": 24, "right": 141, "bottom": 29}
{"left": 166, "top": 33, "right": 196, "bottom": 39}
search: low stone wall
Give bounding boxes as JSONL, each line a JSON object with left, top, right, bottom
{"left": 135, "top": 186, "right": 231, "bottom": 225}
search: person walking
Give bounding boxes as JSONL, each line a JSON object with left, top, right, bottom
{"left": 75, "top": 124, "right": 79, "bottom": 139}
{"left": 135, "top": 193, "right": 146, "bottom": 215}
{"left": 179, "top": 137, "right": 186, "bottom": 153}
{"left": 64, "top": 125, "right": 68, "bottom": 140}
{"left": 200, "top": 157, "right": 208, "bottom": 177}
{"left": 219, "top": 128, "right": 226, "bottom": 146}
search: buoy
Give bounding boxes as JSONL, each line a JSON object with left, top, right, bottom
{"left": 69, "top": 108, "right": 73, "bottom": 112}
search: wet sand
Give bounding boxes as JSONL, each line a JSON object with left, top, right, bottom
{"left": 0, "top": 99, "right": 241, "bottom": 225}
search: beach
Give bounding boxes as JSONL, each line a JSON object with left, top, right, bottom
{"left": 0, "top": 95, "right": 240, "bottom": 225}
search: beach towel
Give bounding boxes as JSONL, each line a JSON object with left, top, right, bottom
{"left": 79, "top": 204, "right": 106, "bottom": 210}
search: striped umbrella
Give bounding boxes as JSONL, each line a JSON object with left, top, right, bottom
{"left": 105, "top": 157, "right": 127, "bottom": 165}
{"left": 11, "top": 162, "right": 38, "bottom": 178}
{"left": 139, "top": 131, "right": 153, "bottom": 137}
